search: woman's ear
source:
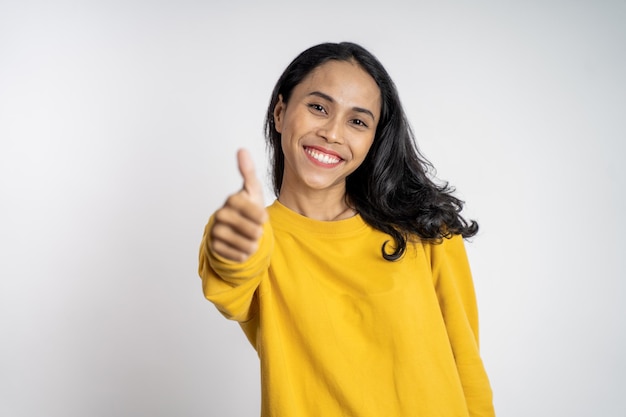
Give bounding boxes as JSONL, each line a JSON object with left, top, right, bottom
{"left": 273, "top": 95, "right": 285, "bottom": 133}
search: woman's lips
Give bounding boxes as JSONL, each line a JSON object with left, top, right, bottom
{"left": 304, "top": 146, "right": 343, "bottom": 166}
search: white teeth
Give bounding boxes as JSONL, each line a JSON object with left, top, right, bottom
{"left": 306, "top": 148, "right": 341, "bottom": 164}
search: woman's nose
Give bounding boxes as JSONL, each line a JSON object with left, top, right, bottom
{"left": 317, "top": 117, "right": 344, "bottom": 144}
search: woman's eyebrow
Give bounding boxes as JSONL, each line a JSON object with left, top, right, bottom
{"left": 307, "top": 91, "right": 376, "bottom": 121}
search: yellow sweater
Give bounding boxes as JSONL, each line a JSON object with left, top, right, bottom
{"left": 199, "top": 200, "right": 494, "bottom": 417}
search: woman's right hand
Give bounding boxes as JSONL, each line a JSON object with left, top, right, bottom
{"left": 209, "top": 149, "right": 268, "bottom": 262}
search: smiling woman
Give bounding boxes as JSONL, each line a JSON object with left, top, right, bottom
{"left": 199, "top": 42, "right": 495, "bottom": 417}
{"left": 273, "top": 60, "right": 380, "bottom": 219}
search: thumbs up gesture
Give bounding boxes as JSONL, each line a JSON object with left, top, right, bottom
{"left": 209, "top": 149, "right": 268, "bottom": 262}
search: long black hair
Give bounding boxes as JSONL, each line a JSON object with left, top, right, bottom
{"left": 264, "top": 42, "right": 478, "bottom": 261}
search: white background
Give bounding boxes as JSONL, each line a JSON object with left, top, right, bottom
{"left": 1, "top": 1, "right": 624, "bottom": 416}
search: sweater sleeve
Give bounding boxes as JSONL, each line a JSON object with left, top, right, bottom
{"left": 430, "top": 235, "right": 495, "bottom": 417}
{"left": 198, "top": 215, "right": 273, "bottom": 323}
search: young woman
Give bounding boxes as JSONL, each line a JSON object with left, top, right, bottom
{"left": 199, "top": 42, "right": 495, "bottom": 416}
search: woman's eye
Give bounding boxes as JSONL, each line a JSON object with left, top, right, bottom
{"left": 308, "top": 103, "right": 326, "bottom": 113}
{"left": 351, "top": 119, "right": 368, "bottom": 128}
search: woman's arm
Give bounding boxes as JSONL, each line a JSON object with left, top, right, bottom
{"left": 431, "top": 235, "right": 495, "bottom": 417}
{"left": 199, "top": 217, "right": 272, "bottom": 323}
{"left": 198, "top": 149, "right": 271, "bottom": 322}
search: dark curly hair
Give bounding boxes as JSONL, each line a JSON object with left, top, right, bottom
{"left": 264, "top": 42, "right": 478, "bottom": 261}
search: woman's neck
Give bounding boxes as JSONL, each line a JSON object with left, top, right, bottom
{"left": 278, "top": 188, "right": 357, "bottom": 221}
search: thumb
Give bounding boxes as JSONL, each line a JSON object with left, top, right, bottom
{"left": 237, "top": 148, "right": 264, "bottom": 205}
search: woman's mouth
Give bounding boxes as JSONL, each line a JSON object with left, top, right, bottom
{"left": 304, "top": 147, "right": 342, "bottom": 165}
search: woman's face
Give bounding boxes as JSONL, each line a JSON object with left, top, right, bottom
{"left": 274, "top": 60, "right": 381, "bottom": 197}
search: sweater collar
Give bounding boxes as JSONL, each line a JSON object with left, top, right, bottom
{"left": 268, "top": 200, "right": 368, "bottom": 237}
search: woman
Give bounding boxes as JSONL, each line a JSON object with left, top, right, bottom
{"left": 199, "top": 42, "right": 495, "bottom": 416}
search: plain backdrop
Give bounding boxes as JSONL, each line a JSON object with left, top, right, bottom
{"left": 1, "top": 1, "right": 624, "bottom": 416}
